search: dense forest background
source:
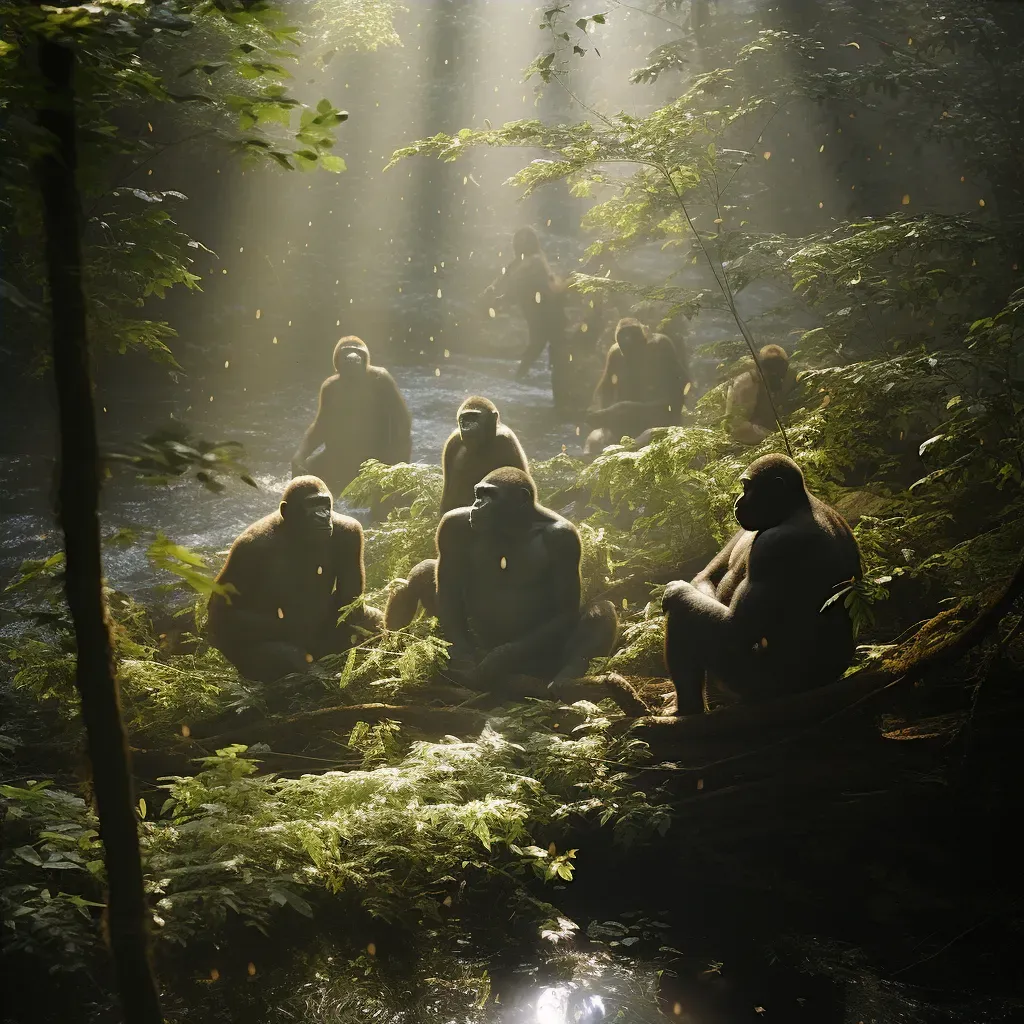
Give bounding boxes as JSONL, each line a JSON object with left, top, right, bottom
{"left": 1, "top": 1, "right": 1022, "bottom": 1022}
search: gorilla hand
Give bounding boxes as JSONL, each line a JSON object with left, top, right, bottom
{"left": 662, "top": 579, "right": 695, "bottom": 611}
{"left": 477, "top": 643, "right": 517, "bottom": 681}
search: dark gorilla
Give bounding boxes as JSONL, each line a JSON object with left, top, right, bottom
{"left": 435, "top": 467, "right": 648, "bottom": 715}
{"left": 661, "top": 454, "right": 862, "bottom": 715}
{"left": 208, "top": 476, "right": 383, "bottom": 682}
{"left": 384, "top": 396, "right": 529, "bottom": 631}
{"left": 483, "top": 226, "right": 571, "bottom": 412}
{"left": 292, "top": 336, "right": 412, "bottom": 495}
{"left": 725, "top": 343, "right": 790, "bottom": 444}
{"left": 584, "top": 318, "right": 692, "bottom": 454}
{"left": 440, "top": 396, "right": 529, "bottom": 516}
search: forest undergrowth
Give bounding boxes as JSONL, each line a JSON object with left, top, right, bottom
{"left": 2, "top": 0, "right": 1024, "bottom": 1020}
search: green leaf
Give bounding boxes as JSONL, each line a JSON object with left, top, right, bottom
{"left": 14, "top": 845, "right": 43, "bottom": 867}
{"left": 320, "top": 154, "right": 346, "bottom": 173}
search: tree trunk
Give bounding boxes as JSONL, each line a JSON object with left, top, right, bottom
{"left": 35, "top": 37, "right": 163, "bottom": 1024}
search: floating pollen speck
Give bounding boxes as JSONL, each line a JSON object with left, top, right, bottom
{"left": 317, "top": 566, "right": 323, "bottom": 575}
{"left": 488, "top": 307, "right": 496, "bottom": 318}
{"left": 224, "top": 360, "right": 229, "bottom": 369}
{"left": 580, "top": 322, "right": 588, "bottom": 332}
{"left": 535, "top": 291, "right": 542, "bottom": 303}
{"left": 305, "top": 653, "right": 314, "bottom": 663}
{"left": 434, "top": 368, "right": 441, "bottom": 377}
{"left": 247, "top": 963, "right": 256, "bottom": 977}
{"left": 367, "top": 943, "right": 376, "bottom": 956}
{"left": 181, "top": 724, "right": 191, "bottom": 738}
{"left": 277, "top": 607, "right": 284, "bottom": 619}
{"left": 273, "top": 336, "right": 278, "bottom": 344}
{"left": 500, "top": 556, "right": 507, "bottom": 569}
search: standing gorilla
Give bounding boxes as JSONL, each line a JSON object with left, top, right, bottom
{"left": 383, "top": 396, "right": 529, "bottom": 630}
{"left": 483, "top": 227, "right": 571, "bottom": 411}
{"left": 584, "top": 318, "right": 692, "bottom": 455}
{"left": 435, "top": 467, "right": 647, "bottom": 715}
{"left": 662, "top": 454, "right": 862, "bottom": 715}
{"left": 208, "top": 476, "right": 382, "bottom": 682}
{"left": 292, "top": 336, "right": 412, "bottom": 496}
{"left": 725, "top": 343, "right": 790, "bottom": 444}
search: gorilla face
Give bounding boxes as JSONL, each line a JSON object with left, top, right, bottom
{"left": 734, "top": 473, "right": 788, "bottom": 533}
{"left": 469, "top": 480, "right": 530, "bottom": 534}
{"left": 616, "top": 326, "right": 647, "bottom": 361}
{"left": 292, "top": 492, "right": 334, "bottom": 536}
{"left": 458, "top": 410, "right": 496, "bottom": 449}
{"left": 337, "top": 346, "right": 367, "bottom": 376}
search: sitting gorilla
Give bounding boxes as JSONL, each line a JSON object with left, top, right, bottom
{"left": 384, "top": 397, "right": 529, "bottom": 631}
{"left": 208, "top": 476, "right": 383, "bottom": 682}
{"left": 584, "top": 318, "right": 691, "bottom": 455}
{"left": 440, "top": 396, "right": 529, "bottom": 516}
{"left": 725, "top": 343, "right": 791, "bottom": 445}
{"left": 435, "top": 467, "right": 647, "bottom": 715}
{"left": 292, "top": 336, "right": 412, "bottom": 496}
{"left": 662, "top": 454, "right": 862, "bottom": 715}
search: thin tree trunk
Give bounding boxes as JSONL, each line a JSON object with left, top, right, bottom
{"left": 35, "top": 37, "right": 163, "bottom": 1024}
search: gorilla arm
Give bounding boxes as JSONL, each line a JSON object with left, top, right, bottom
{"left": 374, "top": 369, "right": 412, "bottom": 465}
{"left": 435, "top": 511, "right": 478, "bottom": 670}
{"left": 438, "top": 429, "right": 465, "bottom": 517}
{"left": 293, "top": 380, "right": 331, "bottom": 473}
{"left": 316, "top": 517, "right": 373, "bottom": 649}
{"left": 688, "top": 529, "right": 745, "bottom": 601}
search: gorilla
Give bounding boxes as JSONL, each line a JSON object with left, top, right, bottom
{"left": 662, "top": 454, "right": 862, "bottom": 715}
{"left": 435, "top": 467, "right": 647, "bottom": 715}
{"left": 207, "top": 476, "right": 383, "bottom": 682}
{"left": 483, "top": 226, "right": 571, "bottom": 411}
{"left": 725, "top": 343, "right": 790, "bottom": 444}
{"left": 383, "top": 397, "right": 530, "bottom": 631}
{"left": 440, "top": 396, "right": 530, "bottom": 516}
{"left": 584, "top": 318, "right": 692, "bottom": 454}
{"left": 292, "top": 336, "right": 412, "bottom": 495}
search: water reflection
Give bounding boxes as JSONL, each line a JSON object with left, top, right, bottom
{"left": 533, "top": 986, "right": 605, "bottom": 1024}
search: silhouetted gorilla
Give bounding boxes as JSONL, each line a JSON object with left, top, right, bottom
{"left": 292, "top": 336, "right": 412, "bottom": 495}
{"left": 384, "top": 397, "right": 529, "bottom": 631}
{"left": 208, "top": 476, "right": 382, "bottom": 682}
{"left": 435, "top": 467, "right": 648, "bottom": 715}
{"left": 584, "top": 318, "right": 691, "bottom": 454}
{"left": 483, "top": 227, "right": 571, "bottom": 411}
{"left": 725, "top": 343, "right": 790, "bottom": 444}
{"left": 662, "top": 454, "right": 862, "bottom": 715}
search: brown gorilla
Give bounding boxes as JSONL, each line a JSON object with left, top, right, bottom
{"left": 662, "top": 454, "right": 862, "bottom": 715}
{"left": 483, "top": 227, "right": 571, "bottom": 411}
{"left": 725, "top": 343, "right": 790, "bottom": 444}
{"left": 584, "top": 318, "right": 691, "bottom": 454}
{"left": 208, "top": 476, "right": 382, "bottom": 682}
{"left": 292, "top": 336, "right": 412, "bottom": 495}
{"left": 384, "top": 396, "right": 529, "bottom": 631}
{"left": 435, "top": 467, "right": 648, "bottom": 715}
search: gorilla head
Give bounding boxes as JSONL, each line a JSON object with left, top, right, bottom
{"left": 733, "top": 454, "right": 809, "bottom": 533}
{"left": 469, "top": 467, "right": 537, "bottom": 534}
{"left": 281, "top": 476, "right": 334, "bottom": 536}
{"left": 614, "top": 317, "right": 648, "bottom": 359}
{"left": 333, "top": 336, "right": 370, "bottom": 377}
{"left": 512, "top": 226, "right": 542, "bottom": 259}
{"left": 457, "top": 396, "right": 500, "bottom": 451}
{"left": 758, "top": 343, "right": 789, "bottom": 391}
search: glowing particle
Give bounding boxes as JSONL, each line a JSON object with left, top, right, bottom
{"left": 819, "top": 144, "right": 825, "bottom": 153}
{"left": 288, "top": 320, "right": 292, "bottom": 327}
{"left": 611, "top": 374, "right": 618, "bottom": 385}
{"left": 621, "top": 597, "right": 628, "bottom": 609}
{"left": 209, "top": 395, "right": 214, "bottom": 402}
{"left": 437, "top": 288, "right": 442, "bottom": 298}
{"left": 535, "top": 291, "right": 542, "bottom": 303}
{"left": 147, "top": 122, "right": 153, "bottom": 132}
{"left": 444, "top": 349, "right": 450, "bottom": 358}
{"left": 247, "top": 963, "right": 256, "bottom": 977}
{"left": 901, "top": 194, "right": 911, "bottom": 205}
{"left": 979, "top": 198, "right": 986, "bottom": 207}
{"left": 273, "top": 336, "right": 278, "bottom": 344}
{"left": 305, "top": 653, "right": 314, "bottom": 664}
{"left": 576, "top": 426, "right": 581, "bottom": 435}
{"left": 317, "top": 566, "right": 323, "bottom": 575}
{"left": 548, "top": 841, "right": 557, "bottom": 855}
{"left": 818, "top": 201, "right": 824, "bottom": 209}
{"left": 210, "top": 969, "right": 220, "bottom": 982}
{"left": 239, "top": 247, "right": 243, "bottom": 253}
{"left": 308, "top": 220, "right": 312, "bottom": 227}
{"left": 277, "top": 607, "right": 284, "bottom": 619}
{"left": 222, "top": 268, "right": 227, "bottom": 274}
{"left": 367, "top": 943, "right": 376, "bottom": 956}
{"left": 763, "top": 151, "right": 771, "bottom": 160}
{"left": 488, "top": 307, "right": 496, "bottom": 318}
{"left": 760, "top": 637, "right": 768, "bottom": 648}
{"left": 684, "top": 382, "right": 693, "bottom": 395}
{"left": 580, "top": 322, "right": 588, "bottom": 332}
{"left": 697, "top": 778, "right": 704, "bottom": 790}
{"left": 500, "top": 556, "right": 507, "bottom": 569}
{"left": 181, "top": 724, "right": 191, "bottom": 738}
{"left": 568, "top": 353, "right": 573, "bottom": 362}
{"left": 147, "top": 168, "right": 153, "bottom": 175}
{"left": 713, "top": 218, "right": 723, "bottom": 224}
{"left": 546, "top": 218, "right": 551, "bottom": 227}
{"left": 434, "top": 368, "right": 441, "bottom": 377}
{"left": 443, "top": 895, "right": 452, "bottom": 907}
{"left": 673, "top": 1004, "right": 683, "bottom": 1016}
{"left": 336, "top": 320, "right": 340, "bottom": 327}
